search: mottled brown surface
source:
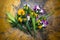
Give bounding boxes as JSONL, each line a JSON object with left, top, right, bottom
{"left": 44, "top": 0, "right": 60, "bottom": 40}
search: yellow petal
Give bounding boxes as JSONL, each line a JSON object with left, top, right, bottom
{"left": 22, "top": 11, "right": 25, "bottom": 15}
{"left": 18, "top": 17, "right": 23, "bottom": 22}
{"left": 18, "top": 9, "right": 25, "bottom": 15}
{"left": 38, "top": 26, "right": 42, "bottom": 29}
{"left": 37, "top": 20, "right": 41, "bottom": 23}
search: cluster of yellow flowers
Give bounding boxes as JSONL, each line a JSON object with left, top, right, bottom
{"left": 18, "top": 9, "right": 26, "bottom": 22}
{"left": 18, "top": 17, "right": 27, "bottom": 23}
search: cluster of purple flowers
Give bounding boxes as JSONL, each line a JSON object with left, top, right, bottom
{"left": 33, "top": 5, "right": 48, "bottom": 28}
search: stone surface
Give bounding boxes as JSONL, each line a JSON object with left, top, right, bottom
{"left": 44, "top": 0, "right": 60, "bottom": 40}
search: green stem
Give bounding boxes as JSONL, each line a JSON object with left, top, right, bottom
{"left": 31, "top": 17, "right": 36, "bottom": 37}
{"left": 26, "top": 20, "right": 33, "bottom": 36}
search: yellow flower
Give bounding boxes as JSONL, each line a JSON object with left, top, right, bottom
{"left": 18, "top": 9, "right": 25, "bottom": 15}
{"left": 37, "top": 20, "right": 41, "bottom": 23}
{"left": 38, "top": 25, "right": 42, "bottom": 29}
{"left": 18, "top": 17, "right": 23, "bottom": 22}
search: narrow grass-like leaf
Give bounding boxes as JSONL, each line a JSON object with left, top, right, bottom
{"left": 26, "top": 20, "right": 33, "bottom": 36}
{"left": 6, "top": 12, "right": 15, "bottom": 22}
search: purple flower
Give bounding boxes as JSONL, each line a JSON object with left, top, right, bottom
{"left": 33, "top": 5, "right": 40, "bottom": 11}
{"left": 33, "top": 5, "right": 46, "bottom": 15}
{"left": 41, "top": 20, "right": 48, "bottom": 27}
{"left": 40, "top": 9, "right": 44, "bottom": 13}
{"left": 40, "top": 9, "right": 46, "bottom": 15}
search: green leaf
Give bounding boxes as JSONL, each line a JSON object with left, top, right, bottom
{"left": 26, "top": 20, "right": 32, "bottom": 36}
{"left": 6, "top": 12, "right": 15, "bottom": 22}
{"left": 45, "top": 13, "right": 53, "bottom": 18}
{"left": 32, "top": 17, "right": 36, "bottom": 32}
{"left": 7, "top": 19, "right": 13, "bottom": 23}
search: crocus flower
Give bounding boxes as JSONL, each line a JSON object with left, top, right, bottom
{"left": 40, "top": 9, "right": 44, "bottom": 13}
{"left": 41, "top": 20, "right": 48, "bottom": 27}
{"left": 39, "top": 9, "right": 46, "bottom": 15}
{"left": 33, "top": 5, "right": 40, "bottom": 11}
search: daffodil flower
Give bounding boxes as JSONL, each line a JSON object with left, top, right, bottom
{"left": 34, "top": 5, "right": 40, "bottom": 11}
{"left": 18, "top": 9, "right": 25, "bottom": 15}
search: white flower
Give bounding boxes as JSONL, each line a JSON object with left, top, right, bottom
{"left": 27, "top": 15, "right": 30, "bottom": 21}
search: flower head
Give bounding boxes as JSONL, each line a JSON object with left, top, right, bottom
{"left": 38, "top": 25, "right": 42, "bottom": 29}
{"left": 18, "top": 17, "right": 23, "bottom": 22}
{"left": 41, "top": 20, "right": 48, "bottom": 27}
{"left": 37, "top": 20, "right": 41, "bottom": 23}
{"left": 40, "top": 9, "right": 46, "bottom": 15}
{"left": 34, "top": 5, "right": 40, "bottom": 11}
{"left": 40, "top": 9, "right": 44, "bottom": 13}
{"left": 18, "top": 9, "right": 25, "bottom": 15}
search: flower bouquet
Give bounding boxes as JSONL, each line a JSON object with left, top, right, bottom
{"left": 6, "top": 4, "right": 51, "bottom": 37}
